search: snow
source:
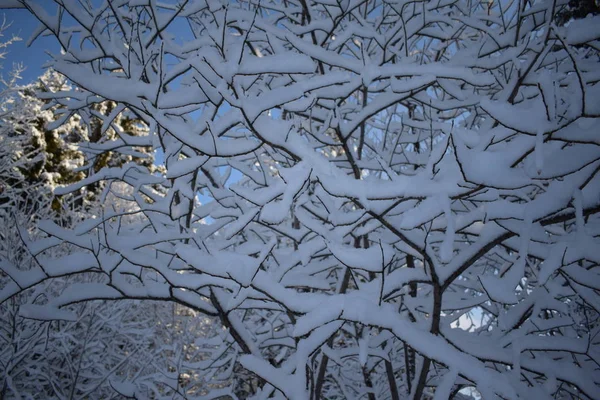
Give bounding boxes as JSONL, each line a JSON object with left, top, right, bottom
{"left": 439, "top": 195, "right": 455, "bottom": 263}
{"left": 327, "top": 241, "right": 394, "bottom": 272}
{"left": 358, "top": 328, "right": 369, "bottom": 367}
{"left": 19, "top": 304, "right": 77, "bottom": 321}
{"left": 565, "top": 15, "right": 600, "bottom": 45}
{"left": 2, "top": 0, "right": 600, "bottom": 398}
{"left": 110, "top": 380, "right": 137, "bottom": 397}
{"left": 433, "top": 369, "right": 458, "bottom": 400}
{"left": 538, "top": 243, "right": 567, "bottom": 285}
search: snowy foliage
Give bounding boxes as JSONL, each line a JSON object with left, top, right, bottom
{"left": 0, "top": 46, "right": 184, "bottom": 397}
{"left": 2, "top": 0, "right": 600, "bottom": 399}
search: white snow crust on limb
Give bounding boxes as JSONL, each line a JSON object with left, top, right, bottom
{"left": 3, "top": 0, "right": 600, "bottom": 399}
{"left": 0, "top": 64, "right": 203, "bottom": 398}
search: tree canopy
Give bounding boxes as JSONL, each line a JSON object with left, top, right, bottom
{"left": 1, "top": 0, "right": 599, "bottom": 399}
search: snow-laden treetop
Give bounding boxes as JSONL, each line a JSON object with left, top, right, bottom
{"left": 1, "top": 0, "right": 599, "bottom": 398}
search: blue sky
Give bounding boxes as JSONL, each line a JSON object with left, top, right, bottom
{"left": 1, "top": 4, "right": 197, "bottom": 85}
{"left": 1, "top": 9, "right": 58, "bottom": 83}
{"left": 0, "top": 7, "right": 236, "bottom": 217}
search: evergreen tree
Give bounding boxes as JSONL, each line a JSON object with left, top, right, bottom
{"left": 556, "top": 0, "right": 600, "bottom": 25}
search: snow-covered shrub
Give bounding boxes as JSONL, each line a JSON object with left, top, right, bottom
{"left": 2, "top": 0, "right": 599, "bottom": 399}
